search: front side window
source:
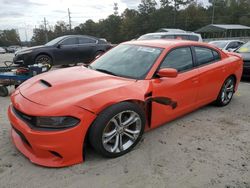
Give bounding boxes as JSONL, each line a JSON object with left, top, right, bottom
{"left": 160, "top": 47, "right": 193, "bottom": 72}
{"left": 91, "top": 44, "right": 163, "bottom": 79}
{"left": 194, "top": 47, "right": 215, "bottom": 65}
{"left": 61, "top": 38, "right": 77, "bottom": 45}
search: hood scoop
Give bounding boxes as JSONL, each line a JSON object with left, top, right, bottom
{"left": 40, "top": 79, "right": 52, "bottom": 88}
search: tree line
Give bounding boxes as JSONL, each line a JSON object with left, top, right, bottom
{"left": 1, "top": 0, "right": 250, "bottom": 46}
{"left": 0, "top": 29, "right": 21, "bottom": 46}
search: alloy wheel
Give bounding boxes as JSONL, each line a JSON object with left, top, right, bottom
{"left": 102, "top": 110, "right": 142, "bottom": 153}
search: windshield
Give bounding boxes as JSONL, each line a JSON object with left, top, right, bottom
{"left": 91, "top": 44, "right": 163, "bottom": 79}
{"left": 209, "top": 41, "right": 228, "bottom": 49}
{"left": 45, "top": 36, "right": 65, "bottom": 46}
{"left": 138, "top": 34, "right": 163, "bottom": 40}
{"left": 236, "top": 42, "right": 250, "bottom": 53}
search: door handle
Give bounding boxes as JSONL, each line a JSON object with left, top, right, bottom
{"left": 192, "top": 77, "right": 199, "bottom": 84}
{"left": 222, "top": 66, "right": 226, "bottom": 72}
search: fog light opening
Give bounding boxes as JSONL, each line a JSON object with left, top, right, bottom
{"left": 49, "top": 151, "right": 63, "bottom": 159}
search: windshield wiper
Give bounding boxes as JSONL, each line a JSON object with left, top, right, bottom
{"left": 95, "top": 68, "right": 117, "bottom": 76}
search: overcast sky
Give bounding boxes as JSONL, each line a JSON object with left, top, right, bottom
{"left": 0, "top": 0, "right": 209, "bottom": 41}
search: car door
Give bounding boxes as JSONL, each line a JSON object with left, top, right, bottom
{"left": 193, "top": 46, "right": 227, "bottom": 105}
{"left": 77, "top": 37, "right": 97, "bottom": 63}
{"left": 150, "top": 47, "right": 200, "bottom": 129}
{"left": 53, "top": 37, "right": 78, "bottom": 64}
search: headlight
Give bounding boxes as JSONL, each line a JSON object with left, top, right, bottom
{"left": 17, "top": 50, "right": 33, "bottom": 55}
{"left": 36, "top": 116, "right": 80, "bottom": 129}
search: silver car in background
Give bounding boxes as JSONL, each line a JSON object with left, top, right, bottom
{"left": 209, "top": 40, "right": 244, "bottom": 51}
{"left": 138, "top": 32, "right": 203, "bottom": 42}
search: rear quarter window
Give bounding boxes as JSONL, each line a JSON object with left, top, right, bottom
{"left": 194, "top": 46, "right": 221, "bottom": 66}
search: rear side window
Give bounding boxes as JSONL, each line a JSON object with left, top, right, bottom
{"left": 78, "top": 37, "right": 96, "bottom": 44}
{"left": 189, "top": 35, "right": 199, "bottom": 41}
{"left": 194, "top": 47, "right": 220, "bottom": 65}
{"left": 160, "top": 47, "right": 193, "bottom": 72}
{"left": 175, "top": 35, "right": 189, "bottom": 40}
{"left": 162, "top": 35, "right": 175, "bottom": 39}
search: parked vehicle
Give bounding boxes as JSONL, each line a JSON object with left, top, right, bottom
{"left": 235, "top": 41, "right": 250, "bottom": 78}
{"left": 138, "top": 32, "right": 203, "bottom": 42}
{"left": 209, "top": 40, "right": 244, "bottom": 52}
{"left": 7, "top": 45, "right": 21, "bottom": 53}
{"left": 8, "top": 40, "right": 243, "bottom": 167}
{"left": 13, "top": 35, "right": 112, "bottom": 66}
{"left": 0, "top": 47, "right": 6, "bottom": 54}
{"left": 156, "top": 28, "right": 186, "bottom": 33}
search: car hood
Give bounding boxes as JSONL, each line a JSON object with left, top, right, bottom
{"left": 18, "top": 66, "right": 141, "bottom": 112}
{"left": 17, "top": 45, "right": 46, "bottom": 53}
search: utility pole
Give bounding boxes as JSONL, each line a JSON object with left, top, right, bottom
{"left": 212, "top": 0, "right": 215, "bottom": 24}
{"left": 114, "top": 3, "right": 118, "bottom": 16}
{"left": 68, "top": 8, "right": 72, "bottom": 31}
{"left": 43, "top": 17, "right": 48, "bottom": 43}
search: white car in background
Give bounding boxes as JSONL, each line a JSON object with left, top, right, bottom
{"left": 209, "top": 40, "right": 244, "bottom": 51}
{"left": 137, "top": 32, "right": 203, "bottom": 42}
{"left": 0, "top": 47, "right": 6, "bottom": 54}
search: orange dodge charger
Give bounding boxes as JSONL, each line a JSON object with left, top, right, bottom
{"left": 8, "top": 40, "right": 243, "bottom": 167}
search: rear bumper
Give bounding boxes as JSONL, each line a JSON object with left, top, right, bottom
{"left": 8, "top": 97, "right": 96, "bottom": 167}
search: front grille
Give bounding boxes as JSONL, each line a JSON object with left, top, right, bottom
{"left": 12, "top": 107, "right": 36, "bottom": 127}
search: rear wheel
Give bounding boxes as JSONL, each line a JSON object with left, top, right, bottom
{"left": 215, "top": 76, "right": 235, "bottom": 106}
{"left": 89, "top": 102, "right": 145, "bottom": 158}
{"left": 94, "top": 51, "right": 104, "bottom": 59}
{"left": 0, "top": 86, "right": 9, "bottom": 97}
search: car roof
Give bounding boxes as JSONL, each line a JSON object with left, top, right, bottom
{"left": 124, "top": 39, "right": 209, "bottom": 49}
{"left": 209, "top": 40, "right": 243, "bottom": 43}
{"left": 143, "top": 32, "right": 200, "bottom": 36}
{"left": 61, "top": 35, "right": 99, "bottom": 40}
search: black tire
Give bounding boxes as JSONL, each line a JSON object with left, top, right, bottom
{"left": 89, "top": 102, "right": 145, "bottom": 158}
{"left": 94, "top": 51, "right": 104, "bottom": 59}
{"left": 35, "top": 54, "right": 52, "bottom": 69}
{"left": 0, "top": 86, "right": 9, "bottom": 97}
{"left": 215, "top": 76, "right": 236, "bottom": 106}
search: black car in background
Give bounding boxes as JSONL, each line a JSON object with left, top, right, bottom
{"left": 235, "top": 41, "right": 250, "bottom": 78}
{"left": 13, "top": 35, "right": 112, "bottom": 66}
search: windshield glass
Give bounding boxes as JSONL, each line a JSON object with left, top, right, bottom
{"left": 236, "top": 41, "right": 250, "bottom": 53}
{"left": 138, "top": 34, "right": 163, "bottom": 40}
{"left": 45, "top": 36, "right": 65, "bottom": 46}
{"left": 209, "top": 41, "right": 228, "bottom": 49}
{"left": 91, "top": 44, "right": 163, "bottom": 79}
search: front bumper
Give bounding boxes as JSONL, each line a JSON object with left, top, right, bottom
{"left": 13, "top": 54, "right": 33, "bottom": 65}
{"left": 8, "top": 94, "right": 96, "bottom": 167}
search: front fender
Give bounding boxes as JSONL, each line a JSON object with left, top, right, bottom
{"left": 76, "top": 80, "right": 151, "bottom": 114}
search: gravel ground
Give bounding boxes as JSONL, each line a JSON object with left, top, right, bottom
{"left": 0, "top": 53, "right": 250, "bottom": 188}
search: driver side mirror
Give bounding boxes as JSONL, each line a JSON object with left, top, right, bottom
{"left": 157, "top": 68, "right": 178, "bottom": 78}
{"left": 57, "top": 44, "right": 62, "bottom": 48}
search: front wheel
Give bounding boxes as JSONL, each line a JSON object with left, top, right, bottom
{"left": 89, "top": 102, "right": 145, "bottom": 158}
{"left": 215, "top": 76, "right": 236, "bottom": 106}
{"left": 35, "top": 55, "right": 52, "bottom": 69}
